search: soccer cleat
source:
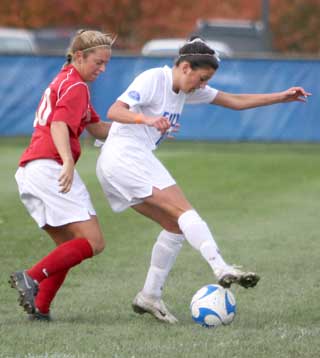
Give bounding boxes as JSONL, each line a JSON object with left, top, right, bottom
{"left": 9, "top": 271, "right": 39, "bottom": 314}
{"left": 216, "top": 265, "right": 260, "bottom": 289}
{"left": 28, "top": 309, "right": 51, "bottom": 322}
{"left": 132, "top": 291, "right": 178, "bottom": 324}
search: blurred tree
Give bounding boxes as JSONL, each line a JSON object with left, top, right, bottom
{"left": 270, "top": 0, "right": 320, "bottom": 53}
{"left": 0, "top": 0, "right": 319, "bottom": 54}
{"left": 0, "top": 0, "right": 142, "bottom": 49}
{"left": 137, "top": 0, "right": 261, "bottom": 42}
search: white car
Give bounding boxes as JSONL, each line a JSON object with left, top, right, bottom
{"left": 141, "top": 38, "right": 233, "bottom": 58}
{"left": 0, "top": 27, "right": 38, "bottom": 55}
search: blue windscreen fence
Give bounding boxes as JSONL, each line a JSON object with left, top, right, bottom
{"left": 0, "top": 55, "right": 318, "bottom": 141}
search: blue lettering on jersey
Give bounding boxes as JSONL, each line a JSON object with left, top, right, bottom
{"left": 128, "top": 90, "right": 140, "bottom": 102}
{"left": 156, "top": 111, "right": 181, "bottom": 146}
{"left": 163, "top": 111, "right": 180, "bottom": 126}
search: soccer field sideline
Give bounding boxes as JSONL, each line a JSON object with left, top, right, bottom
{"left": 1, "top": 139, "right": 320, "bottom": 358}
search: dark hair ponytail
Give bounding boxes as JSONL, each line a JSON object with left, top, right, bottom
{"left": 175, "top": 37, "right": 219, "bottom": 70}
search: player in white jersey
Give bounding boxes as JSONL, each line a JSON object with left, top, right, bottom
{"left": 96, "top": 37, "right": 311, "bottom": 324}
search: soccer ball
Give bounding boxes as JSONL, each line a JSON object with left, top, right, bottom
{"left": 190, "top": 284, "right": 236, "bottom": 328}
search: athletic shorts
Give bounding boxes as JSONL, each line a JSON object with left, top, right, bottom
{"left": 15, "top": 159, "right": 96, "bottom": 228}
{"left": 96, "top": 136, "right": 176, "bottom": 212}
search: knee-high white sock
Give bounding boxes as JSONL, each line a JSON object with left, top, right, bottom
{"left": 142, "top": 230, "right": 184, "bottom": 299}
{"left": 178, "top": 210, "right": 228, "bottom": 274}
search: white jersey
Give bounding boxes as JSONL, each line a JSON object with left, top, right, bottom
{"left": 107, "top": 65, "right": 218, "bottom": 150}
{"left": 97, "top": 65, "right": 218, "bottom": 212}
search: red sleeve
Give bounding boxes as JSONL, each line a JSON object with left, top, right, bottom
{"left": 88, "top": 104, "right": 100, "bottom": 124}
{"left": 52, "top": 83, "right": 88, "bottom": 136}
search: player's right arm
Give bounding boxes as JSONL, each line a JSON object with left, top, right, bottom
{"left": 107, "top": 100, "right": 170, "bottom": 134}
{"left": 50, "top": 121, "right": 75, "bottom": 193}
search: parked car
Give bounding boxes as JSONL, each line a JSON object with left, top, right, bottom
{"left": 0, "top": 27, "right": 38, "bottom": 55}
{"left": 32, "top": 27, "right": 77, "bottom": 55}
{"left": 191, "top": 19, "right": 273, "bottom": 56}
{"left": 141, "top": 38, "right": 233, "bottom": 58}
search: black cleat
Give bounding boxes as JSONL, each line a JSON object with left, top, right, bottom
{"left": 28, "top": 309, "right": 51, "bottom": 322}
{"left": 216, "top": 266, "right": 260, "bottom": 289}
{"left": 9, "top": 271, "right": 39, "bottom": 314}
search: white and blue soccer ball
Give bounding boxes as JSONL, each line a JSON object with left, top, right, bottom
{"left": 190, "top": 284, "right": 236, "bottom": 328}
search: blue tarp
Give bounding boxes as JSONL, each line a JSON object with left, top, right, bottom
{"left": 0, "top": 55, "right": 318, "bottom": 141}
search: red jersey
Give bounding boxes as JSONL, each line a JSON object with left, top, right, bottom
{"left": 19, "top": 64, "right": 100, "bottom": 166}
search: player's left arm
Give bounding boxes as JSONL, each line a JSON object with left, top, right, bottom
{"left": 51, "top": 121, "right": 75, "bottom": 193}
{"left": 86, "top": 104, "right": 111, "bottom": 139}
{"left": 212, "top": 87, "right": 311, "bottom": 110}
{"left": 86, "top": 121, "right": 111, "bottom": 140}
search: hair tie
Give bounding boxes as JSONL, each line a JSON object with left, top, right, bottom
{"left": 187, "top": 38, "right": 206, "bottom": 45}
{"left": 82, "top": 44, "right": 112, "bottom": 52}
{"left": 178, "top": 53, "right": 220, "bottom": 62}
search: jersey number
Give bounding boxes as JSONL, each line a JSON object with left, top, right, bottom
{"left": 33, "top": 87, "right": 52, "bottom": 127}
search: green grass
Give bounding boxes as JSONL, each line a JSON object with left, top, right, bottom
{"left": 1, "top": 138, "right": 320, "bottom": 358}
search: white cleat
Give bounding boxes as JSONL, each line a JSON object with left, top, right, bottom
{"left": 215, "top": 265, "right": 260, "bottom": 289}
{"left": 132, "top": 291, "right": 178, "bottom": 324}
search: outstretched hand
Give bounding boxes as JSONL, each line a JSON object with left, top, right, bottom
{"left": 282, "top": 87, "right": 312, "bottom": 103}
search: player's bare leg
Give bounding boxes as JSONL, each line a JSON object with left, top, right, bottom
{"left": 134, "top": 185, "right": 260, "bottom": 292}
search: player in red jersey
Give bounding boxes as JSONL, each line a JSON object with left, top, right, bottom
{"left": 9, "top": 29, "right": 115, "bottom": 321}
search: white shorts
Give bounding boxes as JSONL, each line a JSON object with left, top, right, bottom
{"left": 96, "top": 137, "right": 176, "bottom": 212}
{"left": 15, "top": 159, "right": 96, "bottom": 228}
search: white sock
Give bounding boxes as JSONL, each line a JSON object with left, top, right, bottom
{"left": 142, "top": 230, "right": 184, "bottom": 299}
{"left": 178, "top": 210, "right": 228, "bottom": 274}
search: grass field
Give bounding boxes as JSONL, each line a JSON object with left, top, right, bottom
{"left": 1, "top": 138, "right": 320, "bottom": 358}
